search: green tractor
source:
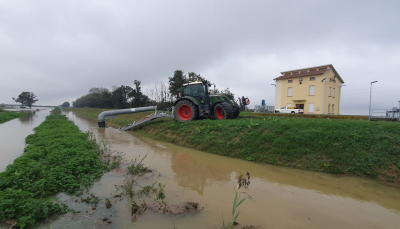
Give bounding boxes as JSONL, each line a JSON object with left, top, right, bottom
{"left": 173, "top": 81, "right": 248, "bottom": 122}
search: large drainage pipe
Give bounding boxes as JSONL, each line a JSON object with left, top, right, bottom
{"left": 98, "top": 106, "right": 157, "bottom": 128}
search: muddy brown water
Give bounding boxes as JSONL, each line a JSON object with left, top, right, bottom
{"left": 1, "top": 110, "right": 400, "bottom": 229}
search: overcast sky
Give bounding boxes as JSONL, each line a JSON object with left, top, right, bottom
{"left": 1, "top": 0, "right": 399, "bottom": 115}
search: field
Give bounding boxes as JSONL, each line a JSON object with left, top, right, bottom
{"left": 0, "top": 108, "right": 110, "bottom": 228}
{"left": 65, "top": 108, "right": 400, "bottom": 183}
{"left": 0, "top": 109, "right": 27, "bottom": 124}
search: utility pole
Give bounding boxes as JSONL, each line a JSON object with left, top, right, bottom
{"left": 398, "top": 101, "right": 400, "bottom": 122}
{"left": 369, "top": 81, "right": 378, "bottom": 121}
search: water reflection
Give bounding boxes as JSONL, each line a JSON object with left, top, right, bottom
{"left": 171, "top": 153, "right": 231, "bottom": 195}
{"left": 18, "top": 111, "right": 37, "bottom": 123}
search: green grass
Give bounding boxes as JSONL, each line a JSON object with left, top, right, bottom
{"left": 65, "top": 108, "right": 400, "bottom": 183}
{"left": 0, "top": 109, "right": 27, "bottom": 124}
{"left": 0, "top": 108, "right": 109, "bottom": 228}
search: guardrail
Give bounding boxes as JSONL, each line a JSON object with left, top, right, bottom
{"left": 370, "top": 109, "right": 399, "bottom": 121}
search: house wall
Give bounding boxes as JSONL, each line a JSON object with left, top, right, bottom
{"left": 279, "top": 74, "right": 325, "bottom": 114}
{"left": 274, "top": 80, "right": 282, "bottom": 109}
{"left": 322, "top": 70, "right": 342, "bottom": 114}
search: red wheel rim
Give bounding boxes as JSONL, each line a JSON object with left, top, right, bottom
{"left": 177, "top": 104, "right": 192, "bottom": 120}
{"left": 215, "top": 106, "right": 225, "bottom": 119}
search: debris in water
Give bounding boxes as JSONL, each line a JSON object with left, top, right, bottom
{"left": 237, "top": 172, "right": 251, "bottom": 189}
{"left": 150, "top": 202, "right": 202, "bottom": 215}
{"left": 102, "top": 218, "right": 112, "bottom": 224}
{"left": 186, "top": 202, "right": 199, "bottom": 211}
{"left": 131, "top": 201, "right": 148, "bottom": 220}
{"left": 106, "top": 198, "right": 112, "bottom": 208}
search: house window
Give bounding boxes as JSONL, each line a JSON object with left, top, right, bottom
{"left": 333, "top": 88, "right": 335, "bottom": 97}
{"left": 287, "top": 103, "right": 292, "bottom": 108}
{"left": 310, "top": 77, "right": 315, "bottom": 81}
{"left": 308, "top": 103, "right": 314, "bottom": 113}
{"left": 332, "top": 104, "right": 335, "bottom": 114}
{"left": 287, "top": 87, "right": 292, "bottom": 96}
{"left": 329, "top": 87, "right": 331, "bottom": 97}
{"left": 309, "top": 85, "right": 315, "bottom": 95}
{"left": 328, "top": 104, "right": 330, "bottom": 114}
{"left": 288, "top": 80, "right": 293, "bottom": 83}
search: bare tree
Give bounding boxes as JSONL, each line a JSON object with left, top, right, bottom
{"left": 146, "top": 82, "right": 174, "bottom": 109}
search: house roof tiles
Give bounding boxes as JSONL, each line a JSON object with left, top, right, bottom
{"left": 274, "top": 64, "right": 344, "bottom": 83}
{"left": 274, "top": 69, "right": 329, "bottom": 80}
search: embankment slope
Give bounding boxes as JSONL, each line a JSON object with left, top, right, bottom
{"left": 65, "top": 108, "right": 400, "bottom": 183}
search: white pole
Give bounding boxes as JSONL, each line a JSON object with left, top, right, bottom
{"left": 369, "top": 81, "right": 377, "bottom": 121}
{"left": 398, "top": 101, "right": 400, "bottom": 122}
{"left": 369, "top": 83, "right": 372, "bottom": 121}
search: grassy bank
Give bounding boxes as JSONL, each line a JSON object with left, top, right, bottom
{"left": 65, "top": 108, "right": 400, "bottom": 183}
{"left": 0, "top": 109, "right": 27, "bottom": 124}
{"left": 0, "top": 108, "right": 109, "bottom": 228}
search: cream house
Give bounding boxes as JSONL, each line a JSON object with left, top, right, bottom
{"left": 274, "top": 64, "right": 344, "bottom": 114}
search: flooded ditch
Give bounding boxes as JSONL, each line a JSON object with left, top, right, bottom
{"left": 1, "top": 110, "right": 400, "bottom": 228}
{"left": 0, "top": 108, "right": 51, "bottom": 172}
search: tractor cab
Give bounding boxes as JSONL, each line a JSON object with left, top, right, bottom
{"left": 183, "top": 82, "right": 205, "bottom": 99}
{"left": 181, "top": 81, "right": 209, "bottom": 105}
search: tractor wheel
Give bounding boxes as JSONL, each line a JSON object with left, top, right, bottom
{"left": 232, "top": 103, "right": 240, "bottom": 119}
{"left": 214, "top": 102, "right": 233, "bottom": 120}
{"left": 174, "top": 100, "right": 198, "bottom": 122}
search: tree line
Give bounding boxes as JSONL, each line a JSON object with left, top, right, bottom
{"left": 72, "top": 70, "right": 234, "bottom": 109}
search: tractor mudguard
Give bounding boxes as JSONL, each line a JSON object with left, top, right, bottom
{"left": 173, "top": 96, "right": 200, "bottom": 106}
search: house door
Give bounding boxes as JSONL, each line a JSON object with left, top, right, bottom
{"left": 308, "top": 103, "right": 314, "bottom": 113}
{"left": 295, "top": 104, "right": 304, "bottom": 109}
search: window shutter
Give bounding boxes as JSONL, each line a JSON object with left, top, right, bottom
{"left": 309, "top": 86, "right": 315, "bottom": 95}
{"left": 288, "top": 87, "right": 292, "bottom": 96}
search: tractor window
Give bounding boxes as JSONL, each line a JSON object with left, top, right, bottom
{"left": 185, "top": 84, "right": 204, "bottom": 97}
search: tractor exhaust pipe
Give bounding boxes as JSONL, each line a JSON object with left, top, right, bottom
{"left": 98, "top": 106, "right": 157, "bottom": 128}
